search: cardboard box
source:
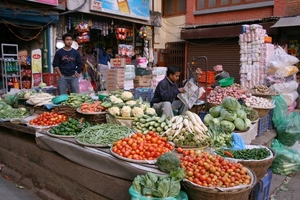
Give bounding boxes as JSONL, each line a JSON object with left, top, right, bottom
{"left": 134, "top": 75, "right": 151, "bottom": 87}
{"left": 110, "top": 58, "right": 126, "bottom": 67}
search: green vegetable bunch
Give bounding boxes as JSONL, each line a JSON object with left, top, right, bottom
{"left": 132, "top": 169, "right": 185, "bottom": 198}
{"left": 215, "top": 148, "right": 271, "bottom": 160}
{"left": 49, "top": 118, "right": 90, "bottom": 136}
{"left": 156, "top": 153, "right": 180, "bottom": 173}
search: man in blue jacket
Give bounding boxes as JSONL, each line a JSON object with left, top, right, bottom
{"left": 52, "top": 33, "right": 82, "bottom": 94}
{"left": 151, "top": 66, "right": 187, "bottom": 118}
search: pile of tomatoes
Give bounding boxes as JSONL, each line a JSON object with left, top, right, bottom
{"left": 180, "top": 150, "right": 252, "bottom": 188}
{"left": 29, "top": 112, "right": 68, "bottom": 126}
{"left": 112, "top": 131, "right": 174, "bottom": 161}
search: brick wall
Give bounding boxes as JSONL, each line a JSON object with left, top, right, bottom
{"left": 186, "top": 1, "right": 274, "bottom": 25}
{"left": 273, "top": 0, "right": 287, "bottom": 16}
{"left": 285, "top": 0, "right": 300, "bottom": 16}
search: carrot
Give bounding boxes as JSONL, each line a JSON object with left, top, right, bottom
{"left": 224, "top": 151, "right": 234, "bottom": 158}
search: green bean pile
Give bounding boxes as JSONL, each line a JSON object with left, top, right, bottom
{"left": 76, "top": 123, "right": 132, "bottom": 146}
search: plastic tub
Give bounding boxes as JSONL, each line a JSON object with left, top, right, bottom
{"left": 219, "top": 77, "right": 234, "bottom": 87}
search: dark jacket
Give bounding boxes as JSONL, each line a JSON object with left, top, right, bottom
{"left": 212, "top": 71, "right": 230, "bottom": 88}
{"left": 52, "top": 48, "right": 82, "bottom": 76}
{"left": 151, "top": 77, "right": 180, "bottom": 105}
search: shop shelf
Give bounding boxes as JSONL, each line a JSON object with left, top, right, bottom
{"left": 249, "top": 169, "right": 273, "bottom": 200}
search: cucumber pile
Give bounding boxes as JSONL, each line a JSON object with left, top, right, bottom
{"left": 132, "top": 114, "right": 171, "bottom": 135}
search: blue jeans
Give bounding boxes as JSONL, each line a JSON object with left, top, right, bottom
{"left": 58, "top": 76, "right": 79, "bottom": 95}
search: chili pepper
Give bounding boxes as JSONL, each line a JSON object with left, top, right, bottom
{"left": 224, "top": 151, "right": 234, "bottom": 158}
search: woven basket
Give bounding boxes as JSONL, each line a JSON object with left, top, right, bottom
{"left": 182, "top": 168, "right": 257, "bottom": 200}
{"left": 77, "top": 113, "right": 107, "bottom": 124}
{"left": 252, "top": 107, "right": 272, "bottom": 118}
{"left": 237, "top": 149, "right": 276, "bottom": 181}
{"left": 53, "top": 105, "right": 78, "bottom": 119}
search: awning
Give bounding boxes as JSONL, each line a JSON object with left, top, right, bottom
{"left": 271, "top": 16, "right": 300, "bottom": 28}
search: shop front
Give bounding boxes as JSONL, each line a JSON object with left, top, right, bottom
{"left": 0, "top": 0, "right": 60, "bottom": 92}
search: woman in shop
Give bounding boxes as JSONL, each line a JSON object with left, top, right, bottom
{"left": 211, "top": 65, "right": 230, "bottom": 88}
{"left": 97, "top": 46, "right": 113, "bottom": 90}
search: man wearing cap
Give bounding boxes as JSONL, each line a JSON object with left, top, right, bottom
{"left": 212, "top": 65, "right": 230, "bottom": 88}
{"left": 184, "top": 68, "right": 203, "bottom": 87}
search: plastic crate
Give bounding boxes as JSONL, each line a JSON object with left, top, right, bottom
{"left": 268, "top": 109, "right": 274, "bottom": 129}
{"left": 134, "top": 87, "right": 154, "bottom": 102}
{"left": 199, "top": 71, "right": 215, "bottom": 83}
{"left": 257, "top": 114, "right": 270, "bottom": 137}
{"left": 41, "top": 87, "right": 58, "bottom": 95}
{"left": 198, "top": 111, "right": 209, "bottom": 122}
{"left": 42, "top": 73, "right": 59, "bottom": 87}
{"left": 249, "top": 169, "right": 273, "bottom": 200}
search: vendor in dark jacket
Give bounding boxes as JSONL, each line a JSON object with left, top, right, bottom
{"left": 151, "top": 66, "right": 188, "bottom": 118}
{"left": 211, "top": 65, "right": 230, "bottom": 88}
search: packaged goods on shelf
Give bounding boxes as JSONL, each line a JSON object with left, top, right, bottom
{"left": 134, "top": 75, "right": 151, "bottom": 88}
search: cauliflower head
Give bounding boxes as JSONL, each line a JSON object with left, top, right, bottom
{"left": 121, "top": 91, "right": 133, "bottom": 101}
{"left": 140, "top": 102, "right": 150, "bottom": 111}
{"left": 131, "top": 107, "right": 144, "bottom": 117}
{"left": 110, "top": 95, "right": 123, "bottom": 104}
{"left": 145, "top": 108, "right": 156, "bottom": 115}
{"left": 108, "top": 106, "right": 120, "bottom": 116}
{"left": 121, "top": 106, "right": 131, "bottom": 117}
{"left": 125, "top": 100, "right": 137, "bottom": 106}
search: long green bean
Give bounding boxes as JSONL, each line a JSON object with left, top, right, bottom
{"left": 76, "top": 123, "right": 132, "bottom": 146}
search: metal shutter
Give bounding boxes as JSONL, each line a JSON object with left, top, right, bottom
{"left": 186, "top": 38, "right": 241, "bottom": 84}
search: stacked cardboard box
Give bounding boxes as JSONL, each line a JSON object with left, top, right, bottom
{"left": 134, "top": 75, "right": 151, "bottom": 88}
{"left": 106, "top": 68, "right": 125, "bottom": 91}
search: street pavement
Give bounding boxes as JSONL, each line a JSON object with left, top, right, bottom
{"left": 0, "top": 165, "right": 41, "bottom": 200}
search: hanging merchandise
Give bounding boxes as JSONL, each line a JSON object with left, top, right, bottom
{"left": 75, "top": 21, "right": 90, "bottom": 44}
{"left": 138, "top": 26, "right": 147, "bottom": 39}
{"left": 116, "top": 27, "right": 127, "bottom": 40}
{"left": 118, "top": 44, "right": 134, "bottom": 57}
{"left": 143, "top": 40, "right": 149, "bottom": 59}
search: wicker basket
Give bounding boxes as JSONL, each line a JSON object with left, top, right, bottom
{"left": 182, "top": 168, "right": 257, "bottom": 200}
{"left": 237, "top": 149, "right": 276, "bottom": 181}
{"left": 53, "top": 105, "right": 78, "bottom": 119}
{"left": 77, "top": 113, "right": 107, "bottom": 124}
{"left": 252, "top": 107, "right": 273, "bottom": 118}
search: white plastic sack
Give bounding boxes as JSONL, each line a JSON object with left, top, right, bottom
{"left": 269, "top": 80, "right": 299, "bottom": 93}
{"left": 268, "top": 46, "right": 299, "bottom": 68}
{"left": 281, "top": 91, "right": 299, "bottom": 106}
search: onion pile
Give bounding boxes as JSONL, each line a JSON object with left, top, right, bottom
{"left": 207, "top": 84, "right": 251, "bottom": 104}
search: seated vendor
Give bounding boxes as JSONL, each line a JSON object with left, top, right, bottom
{"left": 184, "top": 68, "right": 203, "bottom": 87}
{"left": 151, "top": 66, "right": 188, "bottom": 118}
{"left": 211, "top": 65, "right": 230, "bottom": 88}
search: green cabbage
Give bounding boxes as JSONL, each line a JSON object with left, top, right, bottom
{"left": 245, "top": 118, "right": 251, "bottom": 127}
{"left": 236, "top": 109, "right": 247, "bottom": 119}
{"left": 209, "top": 106, "right": 223, "bottom": 118}
{"left": 204, "top": 114, "right": 214, "bottom": 126}
{"left": 209, "top": 118, "right": 221, "bottom": 129}
{"left": 234, "top": 117, "right": 248, "bottom": 131}
{"left": 220, "top": 120, "right": 235, "bottom": 132}
{"left": 221, "top": 109, "right": 237, "bottom": 122}
{"left": 222, "top": 96, "right": 241, "bottom": 111}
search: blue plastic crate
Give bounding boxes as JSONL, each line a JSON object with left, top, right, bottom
{"left": 134, "top": 87, "right": 154, "bottom": 102}
{"left": 268, "top": 109, "right": 274, "bottom": 129}
{"left": 257, "top": 114, "right": 270, "bottom": 137}
{"left": 249, "top": 169, "right": 273, "bottom": 200}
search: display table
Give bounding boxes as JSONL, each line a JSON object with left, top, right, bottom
{"left": 234, "top": 122, "right": 259, "bottom": 145}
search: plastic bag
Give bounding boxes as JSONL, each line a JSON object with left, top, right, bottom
{"left": 272, "top": 95, "right": 288, "bottom": 128}
{"left": 269, "top": 80, "right": 299, "bottom": 93}
{"left": 274, "top": 66, "right": 299, "bottom": 78}
{"left": 230, "top": 133, "right": 246, "bottom": 150}
{"left": 270, "top": 139, "right": 300, "bottom": 175}
{"left": 79, "top": 77, "right": 93, "bottom": 93}
{"left": 277, "top": 111, "right": 300, "bottom": 147}
{"left": 268, "top": 46, "right": 299, "bottom": 68}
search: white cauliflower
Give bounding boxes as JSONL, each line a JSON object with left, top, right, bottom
{"left": 145, "top": 108, "right": 156, "bottom": 115}
{"left": 121, "top": 91, "right": 133, "bottom": 101}
{"left": 140, "top": 102, "right": 150, "bottom": 111}
{"left": 131, "top": 107, "right": 144, "bottom": 117}
{"left": 126, "top": 100, "right": 137, "bottom": 106}
{"left": 121, "top": 106, "right": 131, "bottom": 117}
{"left": 109, "top": 95, "right": 123, "bottom": 104}
{"left": 108, "top": 106, "right": 120, "bottom": 116}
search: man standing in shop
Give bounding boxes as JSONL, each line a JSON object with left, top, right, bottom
{"left": 97, "top": 46, "right": 113, "bottom": 90}
{"left": 151, "top": 65, "right": 188, "bottom": 118}
{"left": 53, "top": 33, "right": 83, "bottom": 95}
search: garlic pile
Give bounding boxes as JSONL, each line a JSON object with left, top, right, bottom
{"left": 245, "top": 96, "right": 274, "bottom": 108}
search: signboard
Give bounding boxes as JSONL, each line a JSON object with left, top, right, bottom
{"left": 26, "top": 0, "right": 58, "bottom": 6}
{"left": 90, "top": 0, "right": 150, "bottom": 20}
{"left": 31, "top": 49, "right": 43, "bottom": 87}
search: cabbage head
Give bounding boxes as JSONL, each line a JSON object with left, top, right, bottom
{"left": 245, "top": 118, "right": 251, "bottom": 128}
{"left": 234, "top": 117, "right": 247, "bottom": 131}
{"left": 204, "top": 114, "right": 214, "bottom": 126}
{"left": 209, "top": 118, "right": 221, "bottom": 129}
{"left": 222, "top": 96, "right": 241, "bottom": 111}
{"left": 236, "top": 109, "right": 247, "bottom": 119}
{"left": 221, "top": 109, "right": 237, "bottom": 122}
{"left": 209, "top": 106, "right": 223, "bottom": 118}
{"left": 220, "top": 120, "right": 235, "bottom": 132}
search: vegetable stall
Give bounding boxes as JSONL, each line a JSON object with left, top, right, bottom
{"left": 0, "top": 87, "right": 279, "bottom": 200}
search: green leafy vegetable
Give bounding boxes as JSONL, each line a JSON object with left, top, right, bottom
{"left": 220, "top": 109, "right": 237, "bottom": 122}
{"left": 222, "top": 96, "right": 241, "bottom": 111}
{"left": 209, "top": 106, "right": 223, "bottom": 118}
{"left": 156, "top": 152, "right": 180, "bottom": 173}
